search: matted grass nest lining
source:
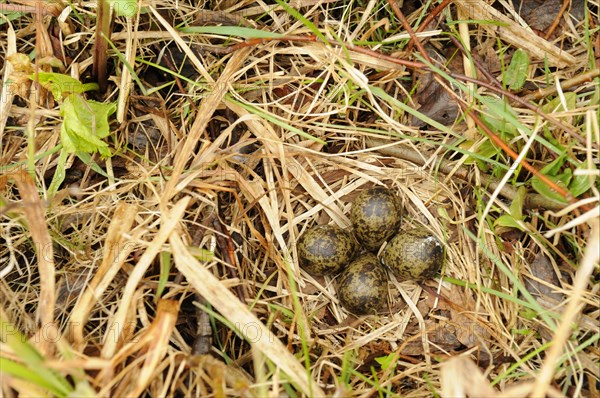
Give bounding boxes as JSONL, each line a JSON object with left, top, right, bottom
{"left": 1, "top": 0, "right": 599, "bottom": 396}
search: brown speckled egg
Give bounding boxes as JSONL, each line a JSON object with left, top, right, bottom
{"left": 297, "top": 225, "right": 359, "bottom": 276}
{"left": 381, "top": 228, "right": 444, "bottom": 281}
{"left": 350, "top": 187, "right": 402, "bottom": 252}
{"left": 337, "top": 252, "right": 388, "bottom": 315}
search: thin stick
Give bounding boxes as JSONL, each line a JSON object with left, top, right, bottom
{"left": 405, "top": 0, "right": 451, "bottom": 55}
{"left": 544, "top": 0, "right": 571, "bottom": 39}
{"left": 388, "top": 0, "right": 432, "bottom": 63}
{"left": 447, "top": 32, "right": 503, "bottom": 89}
{"left": 524, "top": 69, "right": 600, "bottom": 100}
{"left": 414, "top": 0, "right": 452, "bottom": 35}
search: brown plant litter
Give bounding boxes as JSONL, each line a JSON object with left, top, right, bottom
{"left": 0, "top": 0, "right": 598, "bottom": 397}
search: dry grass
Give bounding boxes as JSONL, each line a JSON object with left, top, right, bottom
{"left": 1, "top": 0, "right": 599, "bottom": 397}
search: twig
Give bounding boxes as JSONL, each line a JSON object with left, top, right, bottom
{"left": 212, "top": 217, "right": 245, "bottom": 302}
{"left": 365, "top": 137, "right": 566, "bottom": 211}
{"left": 523, "top": 69, "right": 600, "bottom": 100}
{"left": 344, "top": 43, "right": 426, "bottom": 69}
{"left": 406, "top": 0, "right": 453, "bottom": 54}
{"left": 387, "top": 0, "right": 432, "bottom": 63}
{"left": 544, "top": 0, "right": 571, "bottom": 39}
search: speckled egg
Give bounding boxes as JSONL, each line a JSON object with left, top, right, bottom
{"left": 381, "top": 228, "right": 444, "bottom": 281}
{"left": 336, "top": 252, "right": 388, "bottom": 315}
{"left": 350, "top": 187, "right": 403, "bottom": 252}
{"left": 297, "top": 225, "right": 359, "bottom": 276}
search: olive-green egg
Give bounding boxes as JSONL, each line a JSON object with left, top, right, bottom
{"left": 350, "top": 187, "right": 402, "bottom": 252}
{"left": 297, "top": 225, "right": 359, "bottom": 276}
{"left": 337, "top": 253, "right": 388, "bottom": 315}
{"left": 381, "top": 228, "right": 444, "bottom": 281}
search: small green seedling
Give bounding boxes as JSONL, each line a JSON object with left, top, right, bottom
{"left": 494, "top": 186, "right": 527, "bottom": 231}
{"left": 33, "top": 72, "right": 116, "bottom": 196}
{"left": 504, "top": 48, "right": 530, "bottom": 91}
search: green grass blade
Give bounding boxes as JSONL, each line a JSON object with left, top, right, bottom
{"left": 443, "top": 276, "right": 535, "bottom": 309}
{"left": 47, "top": 149, "right": 69, "bottom": 197}
{"left": 0, "top": 357, "right": 67, "bottom": 396}
{"left": 283, "top": 255, "right": 314, "bottom": 396}
{"left": 491, "top": 342, "right": 552, "bottom": 385}
{"left": 157, "top": 251, "right": 171, "bottom": 300}
{"left": 105, "top": 35, "right": 148, "bottom": 96}
{"left": 0, "top": 319, "right": 73, "bottom": 396}
{"left": 179, "top": 26, "right": 283, "bottom": 39}
{"left": 274, "top": 0, "right": 328, "bottom": 44}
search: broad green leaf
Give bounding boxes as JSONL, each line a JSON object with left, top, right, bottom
{"left": 558, "top": 168, "right": 573, "bottom": 187}
{"left": 569, "top": 162, "right": 596, "bottom": 197}
{"left": 0, "top": 319, "right": 73, "bottom": 397}
{"left": 109, "top": 0, "right": 138, "bottom": 17}
{"left": 475, "top": 139, "right": 501, "bottom": 171}
{"left": 539, "top": 152, "right": 568, "bottom": 176}
{"left": 494, "top": 186, "right": 527, "bottom": 231}
{"left": 504, "top": 48, "right": 529, "bottom": 90}
{"left": 179, "top": 26, "right": 284, "bottom": 39}
{"left": 510, "top": 186, "right": 527, "bottom": 220}
{"left": 34, "top": 72, "right": 98, "bottom": 99}
{"left": 542, "top": 91, "right": 578, "bottom": 125}
{"left": 188, "top": 246, "right": 215, "bottom": 262}
{"left": 495, "top": 215, "right": 523, "bottom": 231}
{"left": 60, "top": 95, "right": 116, "bottom": 157}
{"left": 0, "top": 358, "right": 67, "bottom": 396}
{"left": 531, "top": 173, "right": 569, "bottom": 203}
{"left": 530, "top": 147, "right": 593, "bottom": 200}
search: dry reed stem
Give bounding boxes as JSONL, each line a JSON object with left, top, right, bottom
{"left": 116, "top": 17, "right": 137, "bottom": 123}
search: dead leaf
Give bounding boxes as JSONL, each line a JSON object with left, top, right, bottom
{"left": 524, "top": 252, "right": 564, "bottom": 302}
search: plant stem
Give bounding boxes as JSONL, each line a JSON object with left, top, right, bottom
{"left": 93, "top": 0, "right": 111, "bottom": 93}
